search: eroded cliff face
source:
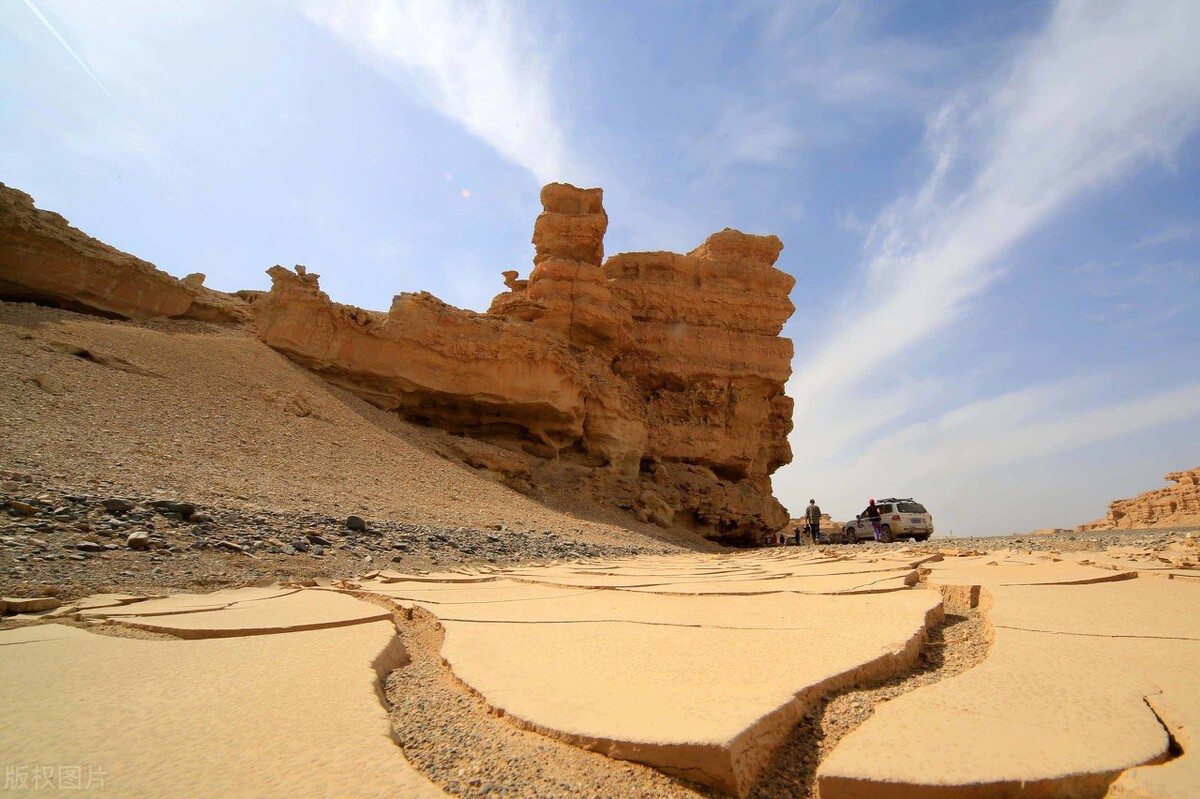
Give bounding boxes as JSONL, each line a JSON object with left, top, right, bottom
{"left": 1078, "top": 467, "right": 1200, "bottom": 530}
{"left": 0, "top": 183, "right": 249, "bottom": 324}
{"left": 0, "top": 180, "right": 795, "bottom": 544}
{"left": 254, "top": 183, "right": 796, "bottom": 543}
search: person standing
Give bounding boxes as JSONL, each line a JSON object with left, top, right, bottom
{"left": 805, "top": 499, "right": 821, "bottom": 544}
{"left": 864, "top": 498, "right": 884, "bottom": 542}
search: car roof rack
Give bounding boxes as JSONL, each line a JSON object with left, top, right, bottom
{"left": 875, "top": 497, "right": 915, "bottom": 503}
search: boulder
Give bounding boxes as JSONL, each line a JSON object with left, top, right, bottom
{"left": 101, "top": 498, "right": 136, "bottom": 514}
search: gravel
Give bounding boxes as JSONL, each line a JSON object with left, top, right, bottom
{"left": 799, "top": 527, "right": 1200, "bottom": 556}
{"left": 0, "top": 471, "right": 677, "bottom": 601}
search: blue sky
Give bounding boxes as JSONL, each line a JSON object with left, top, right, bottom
{"left": 3, "top": 0, "right": 1198, "bottom": 535}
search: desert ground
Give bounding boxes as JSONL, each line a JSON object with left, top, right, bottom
{"left": 3, "top": 299, "right": 1199, "bottom": 798}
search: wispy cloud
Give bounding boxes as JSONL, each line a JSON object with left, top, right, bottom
{"left": 851, "top": 380, "right": 1200, "bottom": 483}
{"left": 780, "top": 2, "right": 952, "bottom": 111}
{"left": 301, "top": 0, "right": 577, "bottom": 185}
{"left": 684, "top": 1, "right": 971, "bottom": 180}
{"left": 790, "top": 0, "right": 1200, "bottom": 417}
{"left": 711, "top": 103, "right": 804, "bottom": 168}
{"left": 777, "top": 0, "right": 1200, "bottom": 531}
{"left": 1133, "top": 222, "right": 1200, "bottom": 250}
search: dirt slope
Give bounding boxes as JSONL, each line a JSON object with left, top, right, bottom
{"left": 0, "top": 301, "right": 712, "bottom": 552}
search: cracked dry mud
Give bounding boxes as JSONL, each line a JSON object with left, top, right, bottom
{"left": 2, "top": 547, "right": 1198, "bottom": 798}
{"left": 385, "top": 605, "right": 723, "bottom": 799}
{"left": 748, "top": 602, "right": 992, "bottom": 799}
{"left": 383, "top": 591, "right": 990, "bottom": 799}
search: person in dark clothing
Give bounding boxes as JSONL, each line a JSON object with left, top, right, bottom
{"left": 864, "top": 499, "right": 885, "bottom": 542}
{"left": 805, "top": 499, "right": 821, "bottom": 544}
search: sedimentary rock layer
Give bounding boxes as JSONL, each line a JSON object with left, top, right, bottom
{"left": 0, "top": 182, "right": 248, "bottom": 324}
{"left": 0, "top": 181, "right": 796, "bottom": 543}
{"left": 1078, "top": 467, "right": 1200, "bottom": 530}
{"left": 254, "top": 184, "right": 796, "bottom": 543}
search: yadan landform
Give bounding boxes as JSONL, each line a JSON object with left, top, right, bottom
{"left": 2, "top": 182, "right": 1198, "bottom": 798}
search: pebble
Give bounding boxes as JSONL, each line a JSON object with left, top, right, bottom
{"left": 5, "top": 500, "right": 38, "bottom": 517}
{"left": 101, "top": 498, "right": 136, "bottom": 514}
{"left": 168, "top": 502, "right": 196, "bottom": 520}
{"left": 346, "top": 515, "right": 368, "bottom": 532}
{"left": 127, "top": 531, "right": 151, "bottom": 550}
{"left": 76, "top": 541, "right": 104, "bottom": 552}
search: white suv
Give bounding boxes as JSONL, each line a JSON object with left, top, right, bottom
{"left": 842, "top": 498, "right": 934, "bottom": 543}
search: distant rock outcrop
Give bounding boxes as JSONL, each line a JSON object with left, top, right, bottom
{"left": 0, "top": 183, "right": 249, "bottom": 324}
{"left": 254, "top": 184, "right": 796, "bottom": 543}
{"left": 1078, "top": 467, "right": 1200, "bottom": 530}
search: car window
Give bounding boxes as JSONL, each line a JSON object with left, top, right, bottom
{"left": 898, "top": 502, "right": 927, "bottom": 514}
{"left": 877, "top": 504, "right": 893, "bottom": 514}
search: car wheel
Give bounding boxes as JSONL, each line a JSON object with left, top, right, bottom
{"left": 881, "top": 524, "right": 894, "bottom": 543}
{"left": 843, "top": 528, "right": 855, "bottom": 544}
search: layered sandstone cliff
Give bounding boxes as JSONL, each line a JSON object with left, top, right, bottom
{"left": 0, "top": 181, "right": 795, "bottom": 543}
{"left": 254, "top": 184, "right": 796, "bottom": 543}
{"left": 1078, "top": 467, "right": 1200, "bottom": 530}
{"left": 0, "top": 183, "right": 248, "bottom": 324}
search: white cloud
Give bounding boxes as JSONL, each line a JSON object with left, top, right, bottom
{"left": 859, "top": 380, "right": 1200, "bottom": 481}
{"left": 793, "top": 0, "right": 1200, "bottom": 409}
{"left": 777, "top": 0, "right": 1200, "bottom": 531}
{"left": 301, "top": 0, "right": 578, "bottom": 185}
{"left": 790, "top": 0, "right": 1200, "bottom": 410}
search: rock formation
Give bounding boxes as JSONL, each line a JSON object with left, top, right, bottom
{"left": 0, "top": 181, "right": 795, "bottom": 543}
{"left": 253, "top": 184, "right": 795, "bottom": 543}
{"left": 0, "top": 183, "right": 249, "bottom": 324}
{"left": 1078, "top": 467, "right": 1200, "bottom": 530}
